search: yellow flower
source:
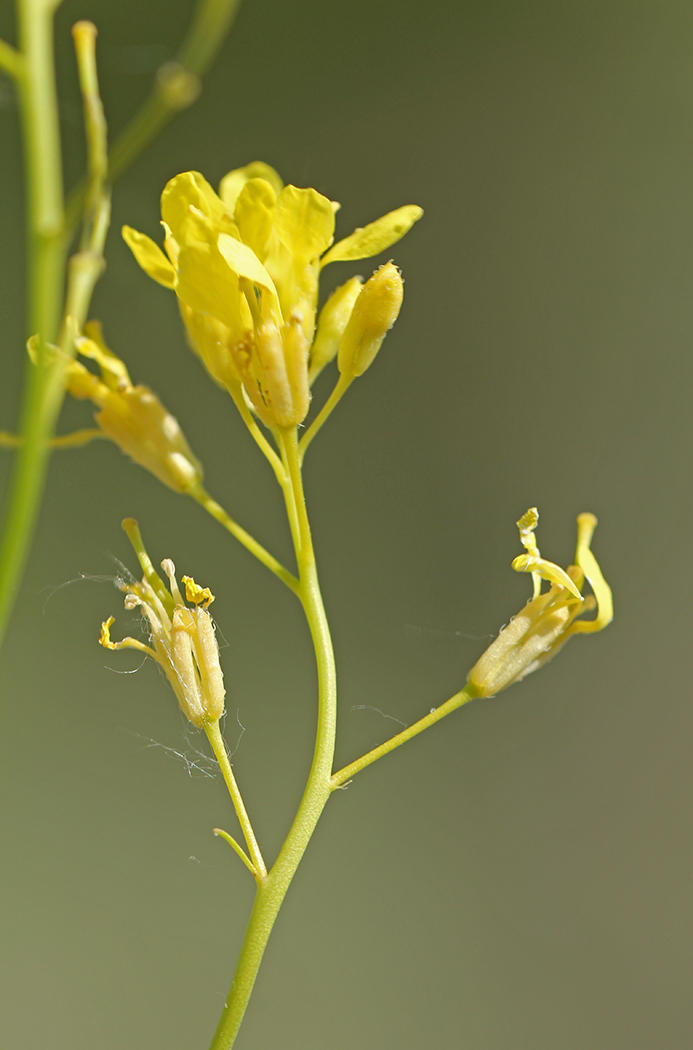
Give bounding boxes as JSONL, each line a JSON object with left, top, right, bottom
{"left": 467, "top": 508, "right": 613, "bottom": 697}
{"left": 65, "top": 321, "right": 203, "bottom": 493}
{"left": 123, "top": 162, "right": 422, "bottom": 428}
{"left": 100, "top": 519, "right": 225, "bottom": 728}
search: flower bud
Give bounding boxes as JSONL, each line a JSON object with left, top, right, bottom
{"left": 337, "top": 262, "right": 404, "bottom": 377}
{"left": 309, "top": 276, "right": 363, "bottom": 383}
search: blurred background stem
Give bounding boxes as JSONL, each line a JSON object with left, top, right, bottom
{"left": 64, "top": 0, "right": 243, "bottom": 229}
{"left": 0, "top": 0, "right": 242, "bottom": 649}
{"left": 0, "top": 0, "right": 67, "bottom": 649}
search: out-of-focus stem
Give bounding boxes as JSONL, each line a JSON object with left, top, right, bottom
{"left": 65, "top": 0, "right": 244, "bottom": 230}
{"left": 0, "top": 37, "right": 23, "bottom": 78}
{"left": 0, "top": 0, "right": 67, "bottom": 647}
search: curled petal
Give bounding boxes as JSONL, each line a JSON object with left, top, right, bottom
{"left": 77, "top": 321, "right": 131, "bottom": 390}
{"left": 570, "top": 513, "right": 614, "bottom": 633}
{"left": 161, "top": 171, "right": 229, "bottom": 241}
{"left": 217, "top": 233, "right": 280, "bottom": 307}
{"left": 511, "top": 552, "right": 583, "bottom": 601}
{"left": 99, "top": 616, "right": 156, "bottom": 658}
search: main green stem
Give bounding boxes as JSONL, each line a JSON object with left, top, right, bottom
{"left": 208, "top": 428, "right": 337, "bottom": 1050}
{"left": 0, "top": 0, "right": 66, "bottom": 646}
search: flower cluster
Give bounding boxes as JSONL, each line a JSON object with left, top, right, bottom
{"left": 123, "top": 162, "right": 422, "bottom": 428}
{"left": 467, "top": 508, "right": 612, "bottom": 697}
{"left": 100, "top": 519, "right": 225, "bottom": 728}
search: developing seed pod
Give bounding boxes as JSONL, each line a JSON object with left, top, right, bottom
{"left": 466, "top": 509, "right": 612, "bottom": 697}
{"left": 100, "top": 529, "right": 226, "bottom": 728}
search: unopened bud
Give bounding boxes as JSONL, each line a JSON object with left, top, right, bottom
{"left": 309, "top": 276, "right": 363, "bottom": 382}
{"left": 337, "top": 262, "right": 404, "bottom": 377}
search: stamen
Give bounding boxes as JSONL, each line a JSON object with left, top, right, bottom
{"left": 161, "top": 558, "right": 184, "bottom": 605}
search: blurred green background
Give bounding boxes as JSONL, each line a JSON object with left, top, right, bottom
{"left": 1, "top": 1, "right": 692, "bottom": 1047}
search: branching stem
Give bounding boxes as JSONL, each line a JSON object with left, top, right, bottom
{"left": 298, "top": 373, "right": 353, "bottom": 464}
{"left": 205, "top": 719, "right": 267, "bottom": 879}
{"left": 331, "top": 683, "right": 479, "bottom": 788}
{"left": 207, "top": 427, "right": 337, "bottom": 1049}
{"left": 189, "top": 482, "right": 299, "bottom": 593}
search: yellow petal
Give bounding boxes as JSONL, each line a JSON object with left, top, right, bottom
{"left": 234, "top": 178, "right": 277, "bottom": 261}
{"left": 321, "top": 204, "right": 423, "bottom": 267}
{"left": 122, "top": 226, "right": 176, "bottom": 288}
{"left": 160, "top": 171, "right": 229, "bottom": 243}
{"left": 219, "top": 161, "right": 283, "bottom": 213}
{"left": 273, "top": 185, "right": 335, "bottom": 261}
{"left": 217, "top": 233, "right": 280, "bottom": 302}
{"left": 175, "top": 242, "right": 249, "bottom": 333}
